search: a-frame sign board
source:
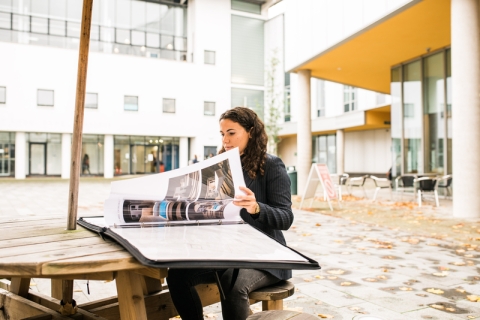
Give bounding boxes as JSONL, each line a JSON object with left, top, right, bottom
{"left": 299, "top": 163, "right": 337, "bottom": 211}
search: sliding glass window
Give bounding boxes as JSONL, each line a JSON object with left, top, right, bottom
{"left": 403, "top": 60, "right": 422, "bottom": 174}
{"left": 390, "top": 67, "right": 402, "bottom": 177}
{"left": 446, "top": 49, "right": 452, "bottom": 174}
{"left": 423, "top": 52, "right": 445, "bottom": 174}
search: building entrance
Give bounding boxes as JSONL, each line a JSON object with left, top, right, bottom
{"left": 29, "top": 143, "right": 46, "bottom": 175}
{"left": 0, "top": 142, "right": 13, "bottom": 176}
{"left": 130, "top": 145, "right": 160, "bottom": 174}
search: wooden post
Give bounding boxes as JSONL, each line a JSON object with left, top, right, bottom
{"left": 67, "top": 0, "right": 93, "bottom": 231}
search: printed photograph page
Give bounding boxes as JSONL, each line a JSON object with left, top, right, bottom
{"left": 104, "top": 148, "right": 245, "bottom": 226}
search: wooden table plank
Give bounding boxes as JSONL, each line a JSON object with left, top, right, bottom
{"left": 0, "top": 237, "right": 112, "bottom": 259}
{"left": 42, "top": 251, "right": 144, "bottom": 276}
{"left": 0, "top": 243, "right": 130, "bottom": 276}
{"left": 0, "top": 230, "right": 97, "bottom": 249}
{"left": 0, "top": 226, "right": 89, "bottom": 241}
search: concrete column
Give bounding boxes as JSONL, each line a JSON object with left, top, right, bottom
{"left": 61, "top": 133, "right": 71, "bottom": 179}
{"left": 179, "top": 137, "right": 189, "bottom": 168}
{"left": 296, "top": 69, "right": 312, "bottom": 196}
{"left": 336, "top": 129, "right": 345, "bottom": 175}
{"left": 15, "top": 132, "right": 26, "bottom": 179}
{"left": 452, "top": 0, "right": 480, "bottom": 218}
{"left": 104, "top": 135, "right": 114, "bottom": 179}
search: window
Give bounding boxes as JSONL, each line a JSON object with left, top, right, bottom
{"left": 231, "top": 88, "right": 264, "bottom": 119}
{"left": 85, "top": 93, "right": 98, "bottom": 109}
{"left": 204, "top": 102, "right": 215, "bottom": 116}
{"left": 231, "top": 15, "right": 264, "bottom": 86}
{"left": 317, "top": 80, "right": 325, "bottom": 117}
{"left": 403, "top": 103, "right": 415, "bottom": 118}
{"left": 37, "top": 89, "right": 54, "bottom": 106}
{"left": 163, "top": 98, "right": 175, "bottom": 113}
{"left": 0, "top": 87, "right": 5, "bottom": 104}
{"left": 124, "top": 96, "right": 138, "bottom": 111}
{"left": 284, "top": 86, "right": 291, "bottom": 122}
{"left": 343, "top": 86, "right": 356, "bottom": 112}
{"left": 231, "top": 0, "right": 261, "bottom": 14}
{"left": 204, "top": 50, "right": 216, "bottom": 65}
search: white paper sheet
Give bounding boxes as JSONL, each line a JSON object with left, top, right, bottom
{"left": 83, "top": 217, "right": 308, "bottom": 263}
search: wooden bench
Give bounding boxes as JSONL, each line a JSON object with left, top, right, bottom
{"left": 248, "top": 280, "right": 295, "bottom": 311}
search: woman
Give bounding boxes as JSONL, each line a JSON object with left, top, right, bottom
{"left": 167, "top": 107, "right": 293, "bottom": 320}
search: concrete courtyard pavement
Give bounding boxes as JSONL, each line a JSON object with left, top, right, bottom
{"left": 1, "top": 178, "right": 480, "bottom": 319}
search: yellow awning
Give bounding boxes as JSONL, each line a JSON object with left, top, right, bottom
{"left": 290, "top": 0, "right": 450, "bottom": 94}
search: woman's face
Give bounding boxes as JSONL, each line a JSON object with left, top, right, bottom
{"left": 220, "top": 119, "right": 250, "bottom": 155}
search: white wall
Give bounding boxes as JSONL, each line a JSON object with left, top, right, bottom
{"left": 345, "top": 129, "right": 391, "bottom": 174}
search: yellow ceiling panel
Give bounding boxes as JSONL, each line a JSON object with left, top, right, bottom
{"left": 291, "top": 0, "right": 450, "bottom": 94}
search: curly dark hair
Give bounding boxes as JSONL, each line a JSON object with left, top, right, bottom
{"left": 218, "top": 107, "right": 268, "bottom": 179}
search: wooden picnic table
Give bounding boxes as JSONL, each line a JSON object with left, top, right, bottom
{"left": 0, "top": 216, "right": 219, "bottom": 319}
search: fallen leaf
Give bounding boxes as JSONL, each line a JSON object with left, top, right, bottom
{"left": 432, "top": 271, "right": 449, "bottom": 277}
{"left": 427, "top": 288, "right": 444, "bottom": 294}
{"left": 327, "top": 269, "right": 345, "bottom": 275}
{"left": 467, "top": 295, "right": 480, "bottom": 302}
{"left": 327, "top": 276, "right": 338, "bottom": 280}
{"left": 364, "top": 278, "right": 377, "bottom": 282}
{"left": 341, "top": 252, "right": 351, "bottom": 255}
{"left": 416, "top": 294, "right": 428, "bottom": 297}
{"left": 302, "top": 233, "right": 312, "bottom": 237}
{"left": 430, "top": 304, "right": 445, "bottom": 310}
{"left": 452, "top": 261, "right": 466, "bottom": 266}
{"left": 399, "top": 287, "right": 413, "bottom": 291}
{"left": 340, "top": 282, "right": 352, "bottom": 286}
{"left": 377, "top": 275, "right": 388, "bottom": 280}
{"left": 314, "top": 275, "right": 324, "bottom": 279}
{"left": 445, "top": 307, "right": 456, "bottom": 312}
{"left": 315, "top": 223, "right": 322, "bottom": 226}
{"left": 303, "top": 278, "right": 312, "bottom": 282}
{"left": 455, "top": 288, "right": 466, "bottom": 293}
{"left": 318, "top": 314, "right": 334, "bottom": 319}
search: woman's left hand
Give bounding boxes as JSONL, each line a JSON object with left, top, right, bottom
{"left": 234, "top": 186, "right": 258, "bottom": 214}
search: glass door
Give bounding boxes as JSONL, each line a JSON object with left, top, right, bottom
{"left": 30, "top": 143, "right": 46, "bottom": 175}
{"left": 130, "top": 145, "right": 145, "bottom": 174}
{"left": 0, "top": 143, "right": 11, "bottom": 176}
{"left": 145, "top": 145, "right": 159, "bottom": 173}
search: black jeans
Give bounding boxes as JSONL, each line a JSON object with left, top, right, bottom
{"left": 167, "top": 268, "right": 280, "bottom": 320}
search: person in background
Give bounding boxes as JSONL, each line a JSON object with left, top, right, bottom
{"left": 167, "top": 106, "right": 293, "bottom": 320}
{"left": 82, "top": 154, "right": 90, "bottom": 175}
{"left": 192, "top": 155, "right": 199, "bottom": 164}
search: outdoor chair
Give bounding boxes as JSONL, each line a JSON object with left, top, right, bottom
{"left": 437, "top": 174, "right": 452, "bottom": 199}
{"left": 414, "top": 177, "right": 439, "bottom": 207}
{"left": 395, "top": 175, "right": 417, "bottom": 200}
{"left": 370, "top": 175, "right": 392, "bottom": 201}
{"left": 346, "top": 175, "right": 369, "bottom": 198}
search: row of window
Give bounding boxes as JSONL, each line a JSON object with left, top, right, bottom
{"left": 0, "top": 87, "right": 216, "bottom": 116}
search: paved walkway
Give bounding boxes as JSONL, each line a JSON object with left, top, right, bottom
{"left": 1, "top": 178, "right": 480, "bottom": 319}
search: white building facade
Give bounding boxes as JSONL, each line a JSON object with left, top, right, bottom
{"left": 0, "top": 0, "right": 268, "bottom": 179}
{"left": 267, "top": 0, "right": 412, "bottom": 194}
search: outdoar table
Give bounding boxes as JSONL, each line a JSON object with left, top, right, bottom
{"left": 0, "top": 215, "right": 220, "bottom": 320}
